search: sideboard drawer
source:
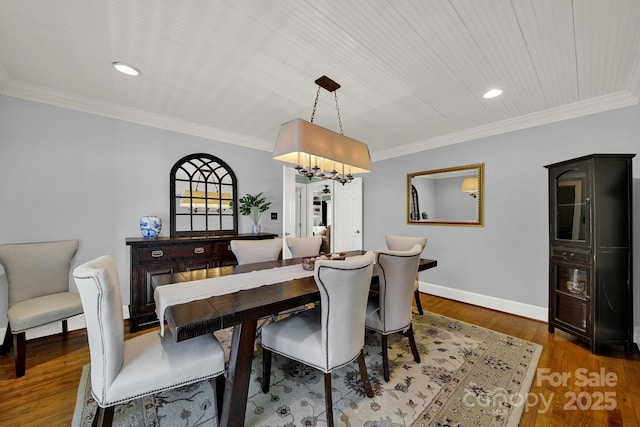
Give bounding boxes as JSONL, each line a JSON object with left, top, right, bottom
{"left": 213, "top": 241, "right": 232, "bottom": 255}
{"left": 138, "top": 244, "right": 215, "bottom": 261}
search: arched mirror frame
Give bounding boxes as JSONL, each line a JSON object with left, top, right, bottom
{"left": 170, "top": 153, "right": 238, "bottom": 236}
{"left": 407, "top": 163, "right": 484, "bottom": 226}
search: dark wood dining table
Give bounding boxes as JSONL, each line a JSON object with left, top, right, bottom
{"left": 152, "top": 250, "right": 437, "bottom": 427}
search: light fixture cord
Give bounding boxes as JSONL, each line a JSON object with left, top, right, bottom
{"left": 310, "top": 87, "right": 321, "bottom": 123}
{"left": 334, "top": 92, "right": 343, "bottom": 135}
{"left": 309, "top": 85, "right": 344, "bottom": 135}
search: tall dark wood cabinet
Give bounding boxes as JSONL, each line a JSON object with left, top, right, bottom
{"left": 545, "top": 154, "right": 634, "bottom": 354}
{"left": 126, "top": 233, "right": 277, "bottom": 331}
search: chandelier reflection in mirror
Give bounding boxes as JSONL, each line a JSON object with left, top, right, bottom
{"left": 273, "top": 76, "right": 371, "bottom": 184}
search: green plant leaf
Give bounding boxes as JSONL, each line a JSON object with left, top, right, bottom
{"left": 237, "top": 192, "right": 272, "bottom": 224}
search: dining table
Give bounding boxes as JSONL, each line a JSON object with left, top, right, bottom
{"left": 152, "top": 250, "right": 437, "bottom": 427}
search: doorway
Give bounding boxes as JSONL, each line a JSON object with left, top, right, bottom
{"left": 282, "top": 166, "right": 363, "bottom": 257}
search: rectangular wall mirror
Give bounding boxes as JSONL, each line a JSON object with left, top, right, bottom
{"left": 407, "top": 163, "right": 484, "bottom": 226}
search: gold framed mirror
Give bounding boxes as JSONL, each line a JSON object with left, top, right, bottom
{"left": 407, "top": 163, "right": 484, "bottom": 226}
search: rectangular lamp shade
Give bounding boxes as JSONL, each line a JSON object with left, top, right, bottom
{"left": 180, "top": 190, "right": 232, "bottom": 209}
{"left": 461, "top": 177, "right": 479, "bottom": 192}
{"left": 273, "top": 118, "right": 371, "bottom": 175}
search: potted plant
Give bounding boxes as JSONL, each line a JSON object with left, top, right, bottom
{"left": 237, "top": 192, "right": 272, "bottom": 234}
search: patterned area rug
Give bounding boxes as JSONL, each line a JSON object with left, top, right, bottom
{"left": 72, "top": 312, "right": 541, "bottom": 426}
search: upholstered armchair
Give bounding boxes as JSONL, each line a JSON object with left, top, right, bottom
{"left": 314, "top": 225, "right": 331, "bottom": 253}
{"left": 365, "top": 245, "right": 423, "bottom": 382}
{"left": 230, "top": 238, "right": 283, "bottom": 265}
{"left": 261, "top": 252, "right": 375, "bottom": 427}
{"left": 73, "top": 255, "right": 226, "bottom": 426}
{"left": 0, "top": 239, "right": 82, "bottom": 377}
{"left": 385, "top": 235, "right": 428, "bottom": 314}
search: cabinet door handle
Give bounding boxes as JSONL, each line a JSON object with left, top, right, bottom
{"left": 194, "top": 247, "right": 205, "bottom": 254}
{"left": 151, "top": 250, "right": 164, "bottom": 258}
{"left": 562, "top": 252, "right": 575, "bottom": 260}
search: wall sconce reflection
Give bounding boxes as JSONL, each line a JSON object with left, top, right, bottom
{"left": 461, "top": 177, "right": 479, "bottom": 198}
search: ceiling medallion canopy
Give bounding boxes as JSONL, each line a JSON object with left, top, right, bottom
{"left": 273, "top": 75, "right": 371, "bottom": 184}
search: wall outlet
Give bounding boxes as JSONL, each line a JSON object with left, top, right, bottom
{"left": 271, "top": 212, "right": 277, "bottom": 220}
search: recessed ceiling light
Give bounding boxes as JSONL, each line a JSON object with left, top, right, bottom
{"left": 112, "top": 61, "right": 141, "bottom": 76}
{"left": 483, "top": 89, "right": 503, "bottom": 99}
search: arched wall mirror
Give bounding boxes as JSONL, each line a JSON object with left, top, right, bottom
{"left": 170, "top": 153, "right": 238, "bottom": 236}
{"left": 407, "top": 163, "right": 484, "bottom": 226}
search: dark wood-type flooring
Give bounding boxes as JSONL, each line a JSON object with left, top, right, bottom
{"left": 1, "top": 294, "right": 639, "bottom": 426}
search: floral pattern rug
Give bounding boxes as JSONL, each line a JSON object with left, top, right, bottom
{"left": 73, "top": 312, "right": 542, "bottom": 427}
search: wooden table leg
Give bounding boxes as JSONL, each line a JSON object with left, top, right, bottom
{"left": 219, "top": 319, "right": 258, "bottom": 427}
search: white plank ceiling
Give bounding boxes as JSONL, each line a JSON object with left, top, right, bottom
{"left": 1, "top": 0, "right": 639, "bottom": 160}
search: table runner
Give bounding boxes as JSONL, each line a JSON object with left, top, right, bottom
{"left": 154, "top": 264, "right": 314, "bottom": 336}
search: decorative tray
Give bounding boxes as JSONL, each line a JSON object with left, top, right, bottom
{"left": 301, "top": 252, "right": 347, "bottom": 271}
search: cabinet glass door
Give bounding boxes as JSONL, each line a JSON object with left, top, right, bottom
{"left": 556, "top": 264, "right": 589, "bottom": 298}
{"left": 555, "top": 169, "right": 588, "bottom": 241}
{"left": 552, "top": 262, "right": 590, "bottom": 332}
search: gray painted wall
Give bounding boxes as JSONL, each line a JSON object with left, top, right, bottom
{"left": 1, "top": 94, "right": 639, "bottom": 346}
{"left": 363, "top": 104, "right": 640, "bottom": 340}
{"left": 0, "top": 95, "right": 284, "bottom": 331}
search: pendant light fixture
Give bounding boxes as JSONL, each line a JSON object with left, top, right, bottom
{"left": 273, "top": 76, "right": 371, "bottom": 184}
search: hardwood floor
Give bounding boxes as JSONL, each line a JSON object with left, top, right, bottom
{"left": 424, "top": 294, "right": 640, "bottom": 427}
{"left": 1, "top": 294, "right": 638, "bottom": 426}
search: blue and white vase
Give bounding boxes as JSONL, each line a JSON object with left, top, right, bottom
{"left": 140, "top": 216, "right": 162, "bottom": 238}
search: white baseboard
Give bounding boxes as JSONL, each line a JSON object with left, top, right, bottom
{"left": 0, "top": 305, "right": 130, "bottom": 342}
{"left": 420, "top": 282, "right": 640, "bottom": 350}
{"left": 420, "top": 282, "right": 548, "bottom": 322}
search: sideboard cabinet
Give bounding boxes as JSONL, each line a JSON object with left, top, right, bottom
{"left": 545, "top": 154, "right": 634, "bottom": 354}
{"left": 126, "top": 233, "right": 277, "bottom": 331}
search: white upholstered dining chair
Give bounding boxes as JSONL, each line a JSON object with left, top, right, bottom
{"left": 365, "top": 245, "right": 423, "bottom": 382}
{"left": 385, "top": 234, "right": 428, "bottom": 314}
{"left": 261, "top": 252, "right": 375, "bottom": 427}
{"left": 230, "top": 238, "right": 283, "bottom": 265}
{"left": 232, "top": 238, "right": 295, "bottom": 331}
{"left": 72, "top": 255, "right": 226, "bottom": 427}
{"left": 0, "top": 239, "right": 83, "bottom": 377}
{"left": 286, "top": 235, "right": 323, "bottom": 258}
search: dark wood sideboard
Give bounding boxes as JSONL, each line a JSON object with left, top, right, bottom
{"left": 126, "top": 233, "right": 278, "bottom": 331}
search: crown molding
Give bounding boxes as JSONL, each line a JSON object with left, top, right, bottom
{"left": 0, "top": 79, "right": 275, "bottom": 152}
{"left": 626, "top": 51, "right": 640, "bottom": 101}
{"left": 1, "top": 78, "right": 637, "bottom": 162}
{"left": 0, "top": 64, "right": 9, "bottom": 92}
{"left": 372, "top": 91, "right": 639, "bottom": 162}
